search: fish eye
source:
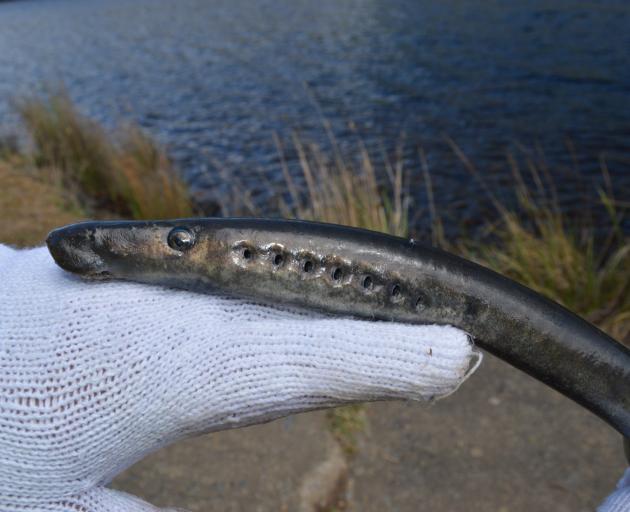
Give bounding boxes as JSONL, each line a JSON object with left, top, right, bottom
{"left": 167, "top": 227, "right": 195, "bottom": 251}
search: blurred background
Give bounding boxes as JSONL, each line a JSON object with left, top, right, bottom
{"left": 0, "top": 0, "right": 628, "bottom": 510}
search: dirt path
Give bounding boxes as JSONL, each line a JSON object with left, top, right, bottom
{"left": 113, "top": 352, "right": 626, "bottom": 511}
{"left": 349, "top": 353, "right": 625, "bottom": 511}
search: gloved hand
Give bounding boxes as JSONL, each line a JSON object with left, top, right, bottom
{"left": 0, "top": 245, "right": 477, "bottom": 512}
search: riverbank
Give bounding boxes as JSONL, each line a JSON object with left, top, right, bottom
{"left": 2, "top": 92, "right": 627, "bottom": 343}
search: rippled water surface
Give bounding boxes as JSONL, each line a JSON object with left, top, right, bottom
{"left": 1, "top": 0, "right": 628, "bottom": 228}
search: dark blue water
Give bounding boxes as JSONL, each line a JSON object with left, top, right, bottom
{"left": 0, "top": 0, "right": 628, "bottom": 230}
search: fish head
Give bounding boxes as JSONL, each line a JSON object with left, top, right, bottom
{"left": 46, "top": 220, "right": 223, "bottom": 282}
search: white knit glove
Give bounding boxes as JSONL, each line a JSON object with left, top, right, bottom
{"left": 598, "top": 469, "right": 630, "bottom": 512}
{"left": 0, "top": 245, "right": 478, "bottom": 512}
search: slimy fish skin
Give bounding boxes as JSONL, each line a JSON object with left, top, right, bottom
{"left": 47, "top": 217, "right": 630, "bottom": 442}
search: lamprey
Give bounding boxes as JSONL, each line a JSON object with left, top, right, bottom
{"left": 47, "top": 218, "right": 630, "bottom": 443}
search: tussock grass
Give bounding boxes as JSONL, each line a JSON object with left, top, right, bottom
{"left": 112, "top": 126, "right": 194, "bottom": 219}
{"left": 451, "top": 145, "right": 630, "bottom": 343}
{"left": 222, "top": 131, "right": 409, "bottom": 237}
{"left": 473, "top": 209, "right": 629, "bottom": 341}
{"left": 276, "top": 132, "right": 410, "bottom": 237}
{"left": 14, "top": 91, "right": 193, "bottom": 219}
{"left": 15, "top": 92, "right": 113, "bottom": 205}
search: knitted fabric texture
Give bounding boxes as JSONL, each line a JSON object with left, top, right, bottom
{"left": 598, "top": 469, "right": 630, "bottom": 512}
{"left": 0, "top": 244, "right": 476, "bottom": 511}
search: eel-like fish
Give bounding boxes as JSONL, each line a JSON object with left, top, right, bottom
{"left": 46, "top": 217, "right": 630, "bottom": 446}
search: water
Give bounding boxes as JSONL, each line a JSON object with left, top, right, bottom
{"left": 0, "top": 0, "right": 628, "bottom": 232}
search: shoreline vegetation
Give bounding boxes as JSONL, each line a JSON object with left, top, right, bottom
{"left": 1, "top": 91, "right": 628, "bottom": 343}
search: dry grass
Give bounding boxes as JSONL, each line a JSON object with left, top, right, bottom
{"left": 452, "top": 146, "right": 630, "bottom": 343}
{"left": 278, "top": 133, "right": 410, "bottom": 237}
{"left": 15, "top": 92, "right": 113, "bottom": 206}
{"left": 467, "top": 206, "right": 629, "bottom": 342}
{"left": 14, "top": 91, "right": 194, "bottom": 219}
{"left": 221, "top": 131, "right": 410, "bottom": 237}
{"left": 0, "top": 159, "right": 84, "bottom": 247}
{"left": 112, "top": 126, "right": 194, "bottom": 219}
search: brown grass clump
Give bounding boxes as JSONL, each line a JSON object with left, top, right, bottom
{"left": 14, "top": 91, "right": 194, "bottom": 219}
{"left": 15, "top": 92, "right": 113, "bottom": 206}
{"left": 112, "top": 126, "right": 194, "bottom": 219}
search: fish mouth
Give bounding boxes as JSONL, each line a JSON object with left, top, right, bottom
{"left": 82, "top": 269, "right": 113, "bottom": 280}
{"left": 46, "top": 224, "right": 110, "bottom": 277}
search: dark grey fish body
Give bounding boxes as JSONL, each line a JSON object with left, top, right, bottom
{"left": 46, "top": 217, "right": 630, "bottom": 442}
